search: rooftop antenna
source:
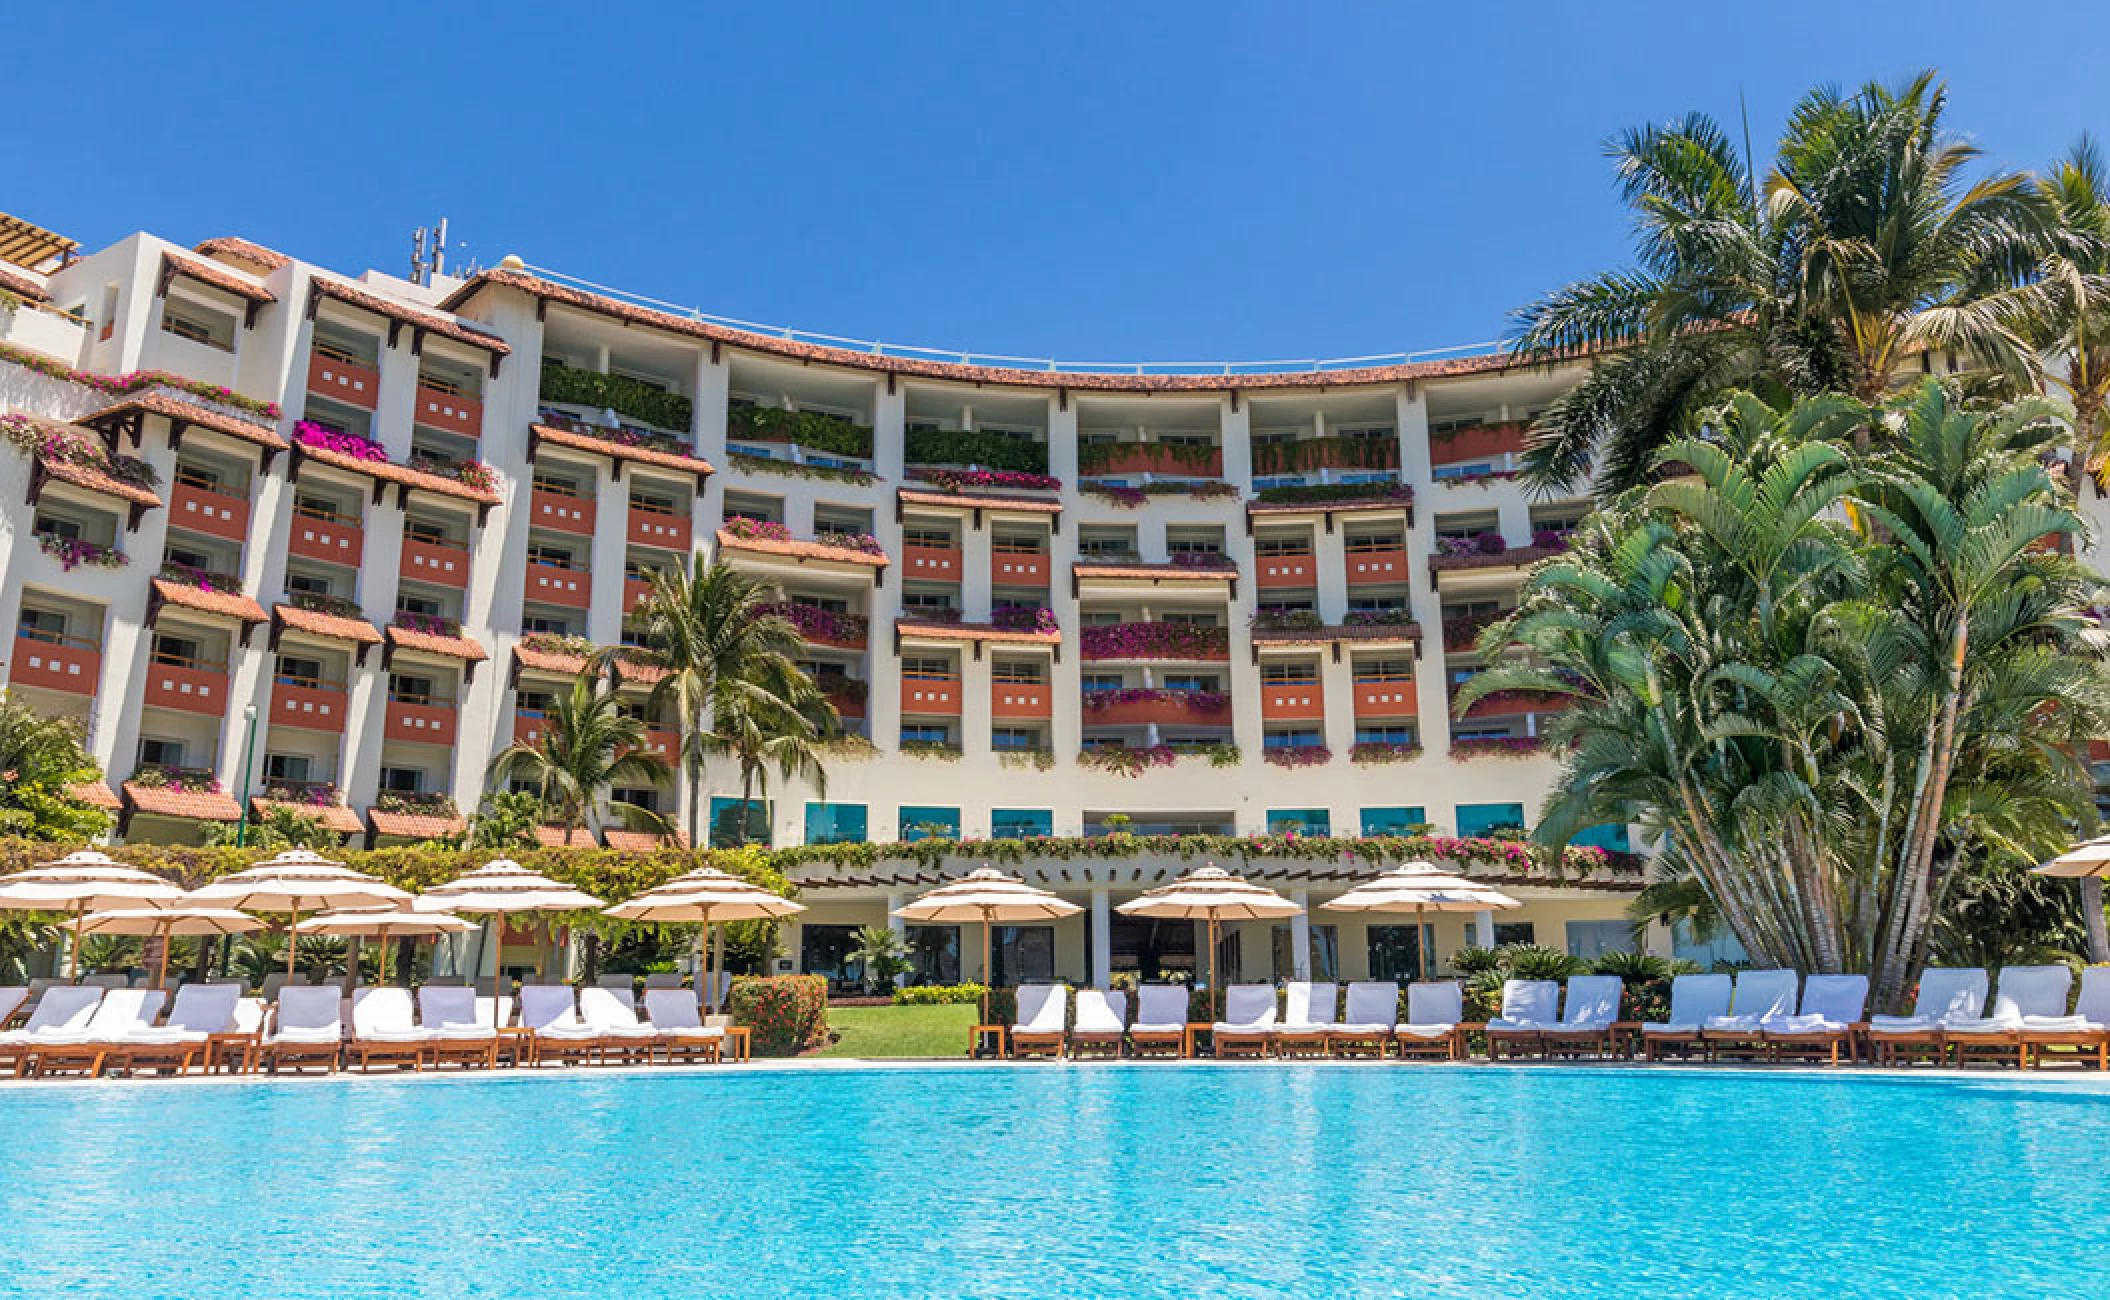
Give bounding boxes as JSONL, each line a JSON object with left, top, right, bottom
{"left": 408, "top": 218, "right": 452, "bottom": 285}
{"left": 1739, "top": 87, "right": 1757, "bottom": 207}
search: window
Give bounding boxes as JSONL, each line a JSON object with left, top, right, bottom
{"left": 1673, "top": 920, "right": 1748, "bottom": 968}
{"left": 992, "top": 533, "right": 1044, "bottom": 555}
{"left": 389, "top": 673, "right": 437, "bottom": 703}
{"left": 1161, "top": 612, "right": 1216, "bottom": 627}
{"left": 164, "top": 544, "right": 214, "bottom": 572}
{"left": 899, "top": 806, "right": 961, "bottom": 842}
{"left": 284, "top": 572, "right": 332, "bottom": 598}
{"left": 397, "top": 594, "right": 443, "bottom": 619}
{"left": 531, "top": 471, "right": 582, "bottom": 497}
{"left": 1572, "top": 824, "right": 1633, "bottom": 854}
{"left": 901, "top": 724, "right": 954, "bottom": 745}
{"left": 991, "top": 808, "right": 1052, "bottom": 840}
{"left": 1271, "top": 924, "right": 1338, "bottom": 982}
{"left": 17, "top": 608, "right": 68, "bottom": 640}
{"left": 1367, "top": 924, "right": 1435, "bottom": 983}
{"left": 1264, "top": 730, "right": 1323, "bottom": 750}
{"left": 1162, "top": 673, "right": 1219, "bottom": 693}
{"left": 515, "top": 690, "right": 552, "bottom": 716}
{"left": 1261, "top": 664, "right": 1317, "bottom": 686}
{"left": 1354, "top": 660, "right": 1412, "bottom": 683}
{"left": 707, "top": 797, "right": 771, "bottom": 848}
{"left": 630, "top": 489, "right": 679, "bottom": 514}
{"left": 803, "top": 802, "right": 868, "bottom": 846}
{"left": 32, "top": 514, "right": 80, "bottom": 541}
{"left": 901, "top": 658, "right": 955, "bottom": 681}
{"left": 991, "top": 661, "right": 1044, "bottom": 685}
{"left": 902, "top": 527, "right": 954, "bottom": 548}
{"left": 527, "top": 544, "right": 577, "bottom": 569}
{"left": 275, "top": 655, "right": 325, "bottom": 688}
{"left": 1254, "top": 537, "right": 1312, "bottom": 557}
{"left": 1267, "top": 808, "right": 1330, "bottom": 835}
{"left": 1356, "top": 725, "right": 1416, "bottom": 746}
{"left": 901, "top": 592, "right": 956, "bottom": 616}
{"left": 1456, "top": 802, "right": 1526, "bottom": 837}
{"left": 137, "top": 737, "right": 186, "bottom": 769}
{"left": 1078, "top": 610, "right": 1124, "bottom": 627}
{"left": 263, "top": 753, "right": 312, "bottom": 783}
{"left": 1565, "top": 920, "right": 1634, "bottom": 960}
{"left": 1494, "top": 922, "right": 1536, "bottom": 947}
{"left": 1361, "top": 806, "right": 1428, "bottom": 836}
{"left": 151, "top": 634, "right": 202, "bottom": 666}
{"left": 1080, "top": 674, "right": 1124, "bottom": 693}
{"left": 160, "top": 299, "right": 235, "bottom": 351}
{"left": 522, "top": 615, "right": 573, "bottom": 636}
{"left": 294, "top": 493, "right": 353, "bottom": 524}
{"left": 991, "top": 925, "right": 1056, "bottom": 985}
{"left": 992, "top": 727, "right": 1043, "bottom": 751}
{"left": 404, "top": 519, "right": 450, "bottom": 546}
{"left": 378, "top": 767, "right": 424, "bottom": 793}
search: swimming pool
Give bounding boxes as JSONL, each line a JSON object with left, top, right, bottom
{"left": 1, "top": 1065, "right": 2103, "bottom": 1297}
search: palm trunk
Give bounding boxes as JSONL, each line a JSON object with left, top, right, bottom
{"left": 2081, "top": 878, "right": 2110, "bottom": 965}
{"left": 1873, "top": 611, "right": 1969, "bottom": 1010}
{"left": 685, "top": 754, "right": 703, "bottom": 851}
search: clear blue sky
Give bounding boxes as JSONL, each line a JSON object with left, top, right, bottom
{"left": 13, "top": 2, "right": 2104, "bottom": 364}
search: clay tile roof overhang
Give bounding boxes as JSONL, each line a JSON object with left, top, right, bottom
{"left": 151, "top": 578, "right": 269, "bottom": 624}
{"left": 369, "top": 807, "right": 467, "bottom": 839}
{"left": 1251, "top": 622, "right": 1423, "bottom": 647}
{"left": 513, "top": 644, "right": 667, "bottom": 685}
{"left": 716, "top": 529, "right": 889, "bottom": 568}
{"left": 311, "top": 276, "right": 510, "bottom": 356}
{"left": 894, "top": 618, "right": 1062, "bottom": 647}
{"left": 92, "top": 393, "right": 289, "bottom": 453}
{"left": 1073, "top": 562, "right": 1235, "bottom": 582}
{"left": 294, "top": 441, "right": 500, "bottom": 505}
{"left": 535, "top": 825, "right": 599, "bottom": 848}
{"left": 896, "top": 487, "right": 1063, "bottom": 515}
{"left": 274, "top": 603, "right": 383, "bottom": 646}
{"left": 445, "top": 267, "right": 1547, "bottom": 395}
{"left": 193, "top": 237, "right": 291, "bottom": 273}
{"left": 161, "top": 252, "right": 275, "bottom": 304}
{"left": 384, "top": 624, "right": 488, "bottom": 662}
{"left": 122, "top": 782, "right": 242, "bottom": 822}
{"left": 603, "top": 830, "right": 689, "bottom": 852}
{"left": 531, "top": 422, "right": 713, "bottom": 478}
{"left": 0, "top": 264, "right": 50, "bottom": 303}
{"left": 39, "top": 455, "right": 163, "bottom": 508}
{"left": 250, "top": 797, "right": 364, "bottom": 835}
{"left": 66, "top": 781, "right": 120, "bottom": 811}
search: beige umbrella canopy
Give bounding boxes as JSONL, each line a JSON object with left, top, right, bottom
{"left": 414, "top": 859, "right": 604, "bottom": 1022}
{"left": 1320, "top": 861, "right": 1521, "bottom": 982}
{"left": 296, "top": 906, "right": 478, "bottom": 984}
{"left": 0, "top": 851, "right": 186, "bottom": 978}
{"left": 187, "top": 849, "right": 412, "bottom": 976}
{"left": 2035, "top": 835, "right": 2110, "bottom": 877}
{"left": 1117, "top": 864, "right": 1302, "bottom": 1008}
{"left": 607, "top": 866, "right": 805, "bottom": 1013}
{"left": 76, "top": 906, "right": 262, "bottom": 989}
{"left": 895, "top": 868, "right": 1082, "bottom": 1020}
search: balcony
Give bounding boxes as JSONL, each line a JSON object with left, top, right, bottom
{"left": 992, "top": 547, "right": 1049, "bottom": 589}
{"left": 1255, "top": 553, "right": 1316, "bottom": 589}
{"left": 1080, "top": 444, "right": 1222, "bottom": 479}
{"left": 623, "top": 574, "right": 655, "bottom": 614}
{"left": 901, "top": 675, "right": 962, "bottom": 716}
{"left": 143, "top": 657, "right": 228, "bottom": 716}
{"left": 760, "top": 602, "right": 867, "bottom": 651}
{"left": 1260, "top": 683, "right": 1325, "bottom": 723}
{"left": 288, "top": 509, "right": 364, "bottom": 567}
{"left": 399, "top": 538, "right": 472, "bottom": 590}
{"left": 634, "top": 727, "right": 682, "bottom": 765}
{"left": 307, "top": 347, "right": 379, "bottom": 412}
{"left": 168, "top": 479, "right": 250, "bottom": 543}
{"left": 1456, "top": 688, "right": 1572, "bottom": 722}
{"left": 11, "top": 631, "right": 100, "bottom": 696}
{"left": 1083, "top": 689, "right": 1232, "bottom": 728}
{"left": 525, "top": 563, "right": 591, "bottom": 609}
{"left": 385, "top": 695, "right": 458, "bottom": 747}
{"left": 1078, "top": 622, "right": 1231, "bottom": 662}
{"left": 1429, "top": 421, "right": 1528, "bottom": 471}
{"left": 513, "top": 711, "right": 548, "bottom": 749}
{"left": 414, "top": 383, "right": 482, "bottom": 439}
{"left": 904, "top": 543, "right": 963, "bottom": 583}
{"left": 1345, "top": 546, "right": 1410, "bottom": 586}
{"left": 820, "top": 676, "right": 868, "bottom": 721}
{"left": 626, "top": 502, "right": 691, "bottom": 552}
{"left": 992, "top": 680, "right": 1052, "bottom": 720}
{"left": 1251, "top": 436, "right": 1401, "bottom": 478}
{"left": 1354, "top": 679, "right": 1419, "bottom": 719}
{"left": 531, "top": 487, "right": 597, "bottom": 536}
{"left": 272, "top": 679, "right": 351, "bottom": 733}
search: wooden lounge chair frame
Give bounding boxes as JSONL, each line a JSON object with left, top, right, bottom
{"left": 1763, "top": 1023, "right": 1863, "bottom": 1066}
{"left": 1867, "top": 1027, "right": 1948, "bottom": 1066}
{"left": 1392, "top": 1026, "right": 1464, "bottom": 1060}
{"left": 1066, "top": 1029, "right": 1126, "bottom": 1060}
{"left": 111, "top": 1036, "right": 216, "bottom": 1077}
{"left": 2017, "top": 1027, "right": 2110, "bottom": 1070}
{"left": 24, "top": 1042, "right": 115, "bottom": 1079}
{"left": 655, "top": 1033, "right": 722, "bottom": 1066}
{"left": 1484, "top": 1027, "right": 1544, "bottom": 1061}
{"left": 264, "top": 1039, "right": 343, "bottom": 1074}
{"left": 1325, "top": 1027, "right": 1393, "bottom": 1059}
{"left": 1271, "top": 1026, "right": 1332, "bottom": 1059}
{"left": 1126, "top": 1026, "right": 1185, "bottom": 1058}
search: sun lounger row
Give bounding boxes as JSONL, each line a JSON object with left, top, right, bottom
{"left": 1006, "top": 981, "right": 1474, "bottom": 1059}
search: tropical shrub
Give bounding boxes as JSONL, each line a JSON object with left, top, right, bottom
{"left": 728, "top": 405, "right": 873, "bottom": 458}
{"left": 903, "top": 429, "right": 1048, "bottom": 474}
{"left": 540, "top": 360, "right": 693, "bottom": 431}
{"left": 0, "top": 695, "right": 113, "bottom": 842}
{"left": 730, "top": 974, "right": 830, "bottom": 1056}
{"left": 893, "top": 983, "right": 986, "bottom": 1006}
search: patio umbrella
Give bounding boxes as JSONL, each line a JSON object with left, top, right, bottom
{"left": 187, "top": 849, "right": 411, "bottom": 977}
{"left": 894, "top": 868, "right": 1080, "bottom": 1021}
{"left": 295, "top": 906, "right": 477, "bottom": 984}
{"left": 2035, "top": 834, "right": 2110, "bottom": 877}
{"left": 1117, "top": 864, "right": 1301, "bottom": 1013}
{"left": 415, "top": 859, "right": 604, "bottom": 1024}
{"left": 0, "top": 851, "right": 185, "bottom": 978}
{"left": 76, "top": 906, "right": 262, "bottom": 989}
{"left": 1319, "top": 861, "right": 1521, "bottom": 982}
{"left": 605, "top": 866, "right": 805, "bottom": 1014}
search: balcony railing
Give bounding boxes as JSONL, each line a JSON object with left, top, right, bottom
{"left": 525, "top": 562, "right": 591, "bottom": 609}
{"left": 400, "top": 537, "right": 471, "bottom": 589}
{"left": 307, "top": 346, "right": 380, "bottom": 411}
{"left": 626, "top": 500, "right": 692, "bottom": 552}
{"left": 10, "top": 629, "right": 100, "bottom": 696}
{"left": 414, "top": 381, "right": 482, "bottom": 439}
{"left": 143, "top": 655, "right": 229, "bottom": 716}
{"left": 168, "top": 475, "right": 250, "bottom": 542}
{"left": 531, "top": 485, "right": 596, "bottom": 535}
{"left": 1078, "top": 442, "right": 1223, "bottom": 479}
{"left": 288, "top": 506, "right": 363, "bottom": 567}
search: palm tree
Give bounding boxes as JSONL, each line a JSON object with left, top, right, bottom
{"left": 487, "top": 669, "right": 673, "bottom": 838}
{"left": 0, "top": 691, "right": 113, "bottom": 841}
{"left": 1513, "top": 72, "right": 2046, "bottom": 495}
{"left": 708, "top": 656, "right": 837, "bottom": 847}
{"left": 615, "top": 559, "right": 808, "bottom": 847}
{"left": 845, "top": 924, "right": 911, "bottom": 993}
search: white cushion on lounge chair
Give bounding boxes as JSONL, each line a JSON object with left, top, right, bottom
{"left": 1010, "top": 984, "right": 1067, "bottom": 1035}
{"left": 644, "top": 989, "right": 724, "bottom": 1041}
{"left": 0, "top": 986, "right": 26, "bottom": 1028}
{"left": 1212, "top": 983, "right": 1278, "bottom": 1034}
{"left": 1703, "top": 969, "right": 1799, "bottom": 1032}
{"left": 1487, "top": 979, "right": 1558, "bottom": 1031}
{"left": 351, "top": 987, "right": 430, "bottom": 1044}
{"left": 1071, "top": 989, "right": 1126, "bottom": 1035}
{"left": 418, "top": 986, "right": 500, "bottom": 1040}
{"left": 2067, "top": 966, "right": 2110, "bottom": 1031}
{"left": 520, "top": 984, "right": 592, "bottom": 1039}
{"left": 0, "top": 985, "right": 105, "bottom": 1044}
{"left": 1398, "top": 981, "right": 1463, "bottom": 1037}
{"left": 1130, "top": 984, "right": 1189, "bottom": 1033}
{"left": 1869, "top": 967, "right": 1989, "bottom": 1033}
{"left": 1273, "top": 982, "right": 1339, "bottom": 1032}
{"left": 1947, "top": 965, "right": 2069, "bottom": 1035}
{"left": 78, "top": 988, "right": 166, "bottom": 1043}
{"left": 577, "top": 987, "right": 658, "bottom": 1039}
{"left": 1554, "top": 975, "right": 1622, "bottom": 1030}
{"left": 121, "top": 983, "right": 241, "bottom": 1045}
{"left": 1641, "top": 973, "right": 1733, "bottom": 1035}
{"left": 1335, "top": 981, "right": 1401, "bottom": 1033}
{"left": 1766, "top": 974, "right": 1868, "bottom": 1034}
{"left": 265, "top": 986, "right": 344, "bottom": 1044}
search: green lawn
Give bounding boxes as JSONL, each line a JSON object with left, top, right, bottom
{"left": 814, "top": 1003, "right": 980, "bottom": 1058}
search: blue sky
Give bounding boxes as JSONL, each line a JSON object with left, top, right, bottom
{"left": 13, "top": 2, "right": 2104, "bottom": 364}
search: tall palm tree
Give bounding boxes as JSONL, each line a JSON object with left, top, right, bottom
{"left": 487, "top": 669, "right": 672, "bottom": 838}
{"left": 613, "top": 559, "right": 808, "bottom": 847}
{"left": 0, "top": 691, "right": 113, "bottom": 841}
{"left": 708, "top": 656, "right": 837, "bottom": 847}
{"left": 1991, "top": 137, "right": 2110, "bottom": 481}
{"left": 1513, "top": 72, "right": 2046, "bottom": 495}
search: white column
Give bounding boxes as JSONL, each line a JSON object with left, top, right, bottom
{"left": 1091, "top": 890, "right": 1112, "bottom": 987}
{"left": 886, "top": 892, "right": 906, "bottom": 989}
{"left": 1290, "top": 890, "right": 1311, "bottom": 980}
{"left": 1474, "top": 909, "right": 1496, "bottom": 948}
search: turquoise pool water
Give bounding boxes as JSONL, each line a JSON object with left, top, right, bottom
{"left": 1, "top": 1065, "right": 2104, "bottom": 1297}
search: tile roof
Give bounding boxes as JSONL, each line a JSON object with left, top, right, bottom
{"left": 162, "top": 252, "right": 275, "bottom": 304}
{"left": 368, "top": 807, "right": 467, "bottom": 840}
{"left": 250, "top": 797, "right": 364, "bottom": 834}
{"left": 535, "top": 825, "right": 599, "bottom": 848}
{"left": 152, "top": 578, "right": 268, "bottom": 624}
{"left": 513, "top": 643, "right": 667, "bottom": 684}
{"left": 447, "top": 268, "right": 1545, "bottom": 394}
{"left": 38, "top": 454, "right": 164, "bottom": 507}
{"left": 192, "top": 237, "right": 291, "bottom": 272}
{"left": 311, "top": 275, "right": 510, "bottom": 355}
{"left": 895, "top": 618, "right": 1061, "bottom": 647}
{"left": 295, "top": 441, "right": 501, "bottom": 504}
{"left": 66, "top": 780, "right": 120, "bottom": 810}
{"left": 716, "top": 528, "right": 889, "bottom": 568}
{"left": 896, "top": 487, "right": 1063, "bottom": 515}
{"left": 92, "top": 393, "right": 289, "bottom": 452}
{"left": 0, "top": 264, "right": 50, "bottom": 303}
{"left": 1251, "top": 621, "right": 1422, "bottom": 647}
{"left": 122, "top": 781, "right": 243, "bottom": 822}
{"left": 532, "top": 423, "right": 713, "bottom": 477}
{"left": 1429, "top": 544, "right": 1567, "bottom": 573}
{"left": 275, "top": 602, "right": 383, "bottom": 646}
{"left": 1073, "top": 561, "right": 1236, "bottom": 582}
{"left": 385, "top": 624, "right": 488, "bottom": 662}
{"left": 602, "top": 829, "right": 690, "bottom": 853}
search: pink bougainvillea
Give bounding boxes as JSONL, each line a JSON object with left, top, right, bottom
{"left": 761, "top": 602, "right": 869, "bottom": 645}
{"left": 1079, "top": 621, "right": 1230, "bottom": 660}
{"left": 916, "top": 467, "right": 1061, "bottom": 493}
{"left": 1264, "top": 745, "right": 1332, "bottom": 768}
{"left": 1081, "top": 686, "right": 1230, "bottom": 714}
{"left": 1451, "top": 736, "right": 1548, "bottom": 760}
{"left": 295, "top": 421, "right": 387, "bottom": 461}
{"left": 991, "top": 604, "right": 1060, "bottom": 635}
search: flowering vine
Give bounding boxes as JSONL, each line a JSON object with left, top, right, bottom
{"left": 1350, "top": 741, "right": 1423, "bottom": 764}
{"left": 39, "top": 534, "right": 127, "bottom": 572}
{"left": 0, "top": 342, "right": 281, "bottom": 420}
{"left": 1451, "top": 736, "right": 1548, "bottom": 760}
{"left": 1082, "top": 686, "right": 1230, "bottom": 714}
{"left": 1079, "top": 622, "right": 1230, "bottom": 660}
{"left": 915, "top": 467, "right": 1061, "bottom": 493}
{"left": 1264, "top": 745, "right": 1332, "bottom": 768}
{"left": 1078, "top": 744, "right": 1177, "bottom": 777}
{"left": 295, "top": 421, "right": 387, "bottom": 461}
{"left": 159, "top": 560, "right": 243, "bottom": 595}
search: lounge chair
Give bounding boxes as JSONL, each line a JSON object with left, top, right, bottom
{"left": 643, "top": 973, "right": 683, "bottom": 991}
{"left": 0, "top": 986, "right": 106, "bottom": 1077}
{"left": 643, "top": 989, "right": 724, "bottom": 1065}
{"left": 1866, "top": 966, "right": 1987, "bottom": 1065}
{"left": 1271, "top": 982, "right": 1338, "bottom": 1059}
{"left": 263, "top": 986, "right": 346, "bottom": 1073}
{"left": 345, "top": 988, "right": 432, "bottom": 1072}
{"left": 1946, "top": 966, "right": 2076, "bottom": 1069}
{"left": 1127, "top": 984, "right": 1190, "bottom": 1058}
{"left": 576, "top": 987, "right": 660, "bottom": 1065}
{"left": 1700, "top": 969, "right": 1799, "bottom": 1060}
{"left": 1328, "top": 981, "right": 1402, "bottom": 1058}
{"left": 111, "top": 983, "right": 243, "bottom": 1076}
{"left": 416, "top": 986, "right": 503, "bottom": 1069}
{"left": 1210, "top": 984, "right": 1278, "bottom": 1059}
{"left": 1067, "top": 989, "right": 1128, "bottom": 1059}
{"left": 1009, "top": 984, "right": 1068, "bottom": 1059}
{"left": 2020, "top": 966, "right": 2110, "bottom": 1070}
{"left": 1485, "top": 979, "right": 1560, "bottom": 1060}
{"left": 1540, "top": 975, "right": 1624, "bottom": 1058}
{"left": 522, "top": 984, "right": 598, "bottom": 1066}
{"left": 1394, "top": 981, "right": 1466, "bottom": 1060}
{"left": 1762, "top": 974, "right": 1869, "bottom": 1065}
{"left": 30, "top": 988, "right": 167, "bottom": 1078}
{"left": 0, "top": 986, "right": 26, "bottom": 1030}
{"left": 1640, "top": 974, "right": 1733, "bottom": 1061}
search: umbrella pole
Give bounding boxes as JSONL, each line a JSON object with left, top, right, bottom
{"left": 489, "top": 916, "right": 503, "bottom": 1030}
{"left": 712, "top": 916, "right": 725, "bottom": 1015}
{"left": 1418, "top": 903, "right": 1428, "bottom": 984}
{"left": 155, "top": 921, "right": 171, "bottom": 991}
{"left": 981, "top": 909, "right": 994, "bottom": 1026}
{"left": 702, "top": 906, "right": 715, "bottom": 1015}
{"left": 286, "top": 910, "right": 300, "bottom": 979}
{"left": 68, "top": 904, "right": 83, "bottom": 981}
{"left": 1208, "top": 916, "right": 1220, "bottom": 1020}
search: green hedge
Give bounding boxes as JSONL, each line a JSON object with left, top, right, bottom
{"left": 540, "top": 361, "right": 694, "bottom": 432}
{"left": 730, "top": 974, "right": 830, "bottom": 1055}
{"left": 902, "top": 429, "right": 1048, "bottom": 474}
{"left": 892, "top": 982, "right": 986, "bottom": 1006}
{"left": 729, "top": 406, "right": 873, "bottom": 459}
